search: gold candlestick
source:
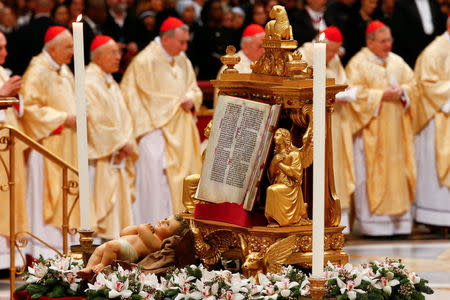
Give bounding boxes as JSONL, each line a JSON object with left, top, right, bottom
{"left": 309, "top": 276, "right": 327, "bottom": 299}
{"left": 78, "top": 229, "right": 94, "bottom": 265}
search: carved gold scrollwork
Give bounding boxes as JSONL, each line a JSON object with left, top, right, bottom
{"left": 13, "top": 231, "right": 63, "bottom": 275}
{"left": 0, "top": 137, "right": 10, "bottom": 192}
{"left": 0, "top": 136, "right": 11, "bottom": 151}
{"left": 298, "top": 235, "right": 312, "bottom": 252}
{"left": 68, "top": 227, "right": 79, "bottom": 236}
{"left": 14, "top": 234, "right": 29, "bottom": 275}
{"left": 190, "top": 221, "right": 239, "bottom": 268}
{"left": 289, "top": 104, "right": 312, "bottom": 128}
{"left": 252, "top": 50, "right": 294, "bottom": 76}
{"left": 329, "top": 233, "right": 345, "bottom": 249}
{"left": 16, "top": 231, "right": 63, "bottom": 257}
{"left": 324, "top": 234, "right": 331, "bottom": 250}
{"left": 66, "top": 180, "right": 79, "bottom": 196}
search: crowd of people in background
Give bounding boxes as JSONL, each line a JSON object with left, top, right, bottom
{"left": 0, "top": 0, "right": 447, "bottom": 259}
{"left": 0, "top": 0, "right": 448, "bottom": 82}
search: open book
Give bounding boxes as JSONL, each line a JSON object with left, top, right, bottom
{"left": 195, "top": 95, "right": 281, "bottom": 211}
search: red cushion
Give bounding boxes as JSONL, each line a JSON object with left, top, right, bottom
{"left": 194, "top": 202, "right": 267, "bottom": 227}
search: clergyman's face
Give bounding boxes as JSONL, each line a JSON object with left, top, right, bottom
{"left": 243, "top": 34, "right": 264, "bottom": 62}
{"left": 0, "top": 33, "right": 8, "bottom": 65}
{"left": 367, "top": 28, "right": 392, "bottom": 59}
{"left": 50, "top": 32, "right": 74, "bottom": 65}
{"left": 326, "top": 41, "right": 341, "bottom": 64}
{"left": 162, "top": 27, "right": 189, "bottom": 57}
{"left": 95, "top": 41, "right": 121, "bottom": 74}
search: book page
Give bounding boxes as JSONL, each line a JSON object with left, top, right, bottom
{"left": 243, "top": 104, "right": 281, "bottom": 210}
{"left": 195, "top": 95, "right": 271, "bottom": 204}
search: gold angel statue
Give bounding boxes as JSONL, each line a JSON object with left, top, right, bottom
{"left": 265, "top": 127, "right": 313, "bottom": 226}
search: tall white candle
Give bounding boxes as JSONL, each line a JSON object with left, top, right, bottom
{"left": 73, "top": 15, "right": 91, "bottom": 230}
{"left": 312, "top": 33, "right": 326, "bottom": 277}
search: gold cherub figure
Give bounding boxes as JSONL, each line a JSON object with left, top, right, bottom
{"left": 265, "top": 128, "right": 312, "bottom": 226}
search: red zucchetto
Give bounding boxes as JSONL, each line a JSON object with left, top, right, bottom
{"left": 242, "top": 24, "right": 265, "bottom": 37}
{"left": 44, "top": 26, "right": 67, "bottom": 43}
{"left": 90, "top": 35, "right": 113, "bottom": 52}
{"left": 160, "top": 17, "right": 184, "bottom": 32}
{"left": 366, "top": 20, "right": 386, "bottom": 35}
{"left": 321, "top": 26, "right": 343, "bottom": 43}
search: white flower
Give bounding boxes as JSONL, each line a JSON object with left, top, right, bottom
{"left": 300, "top": 279, "right": 310, "bottom": 296}
{"left": 229, "top": 275, "right": 250, "bottom": 294}
{"left": 250, "top": 284, "right": 262, "bottom": 296}
{"left": 201, "top": 269, "right": 216, "bottom": 283}
{"left": 386, "top": 271, "right": 394, "bottom": 280}
{"left": 104, "top": 274, "right": 133, "bottom": 299}
{"left": 172, "top": 272, "right": 197, "bottom": 288}
{"left": 87, "top": 273, "right": 108, "bottom": 291}
{"left": 224, "top": 289, "right": 233, "bottom": 300}
{"left": 257, "top": 273, "right": 271, "bottom": 288}
{"left": 182, "top": 282, "right": 191, "bottom": 293}
{"left": 408, "top": 272, "right": 420, "bottom": 284}
{"left": 26, "top": 263, "right": 48, "bottom": 283}
{"left": 274, "top": 279, "right": 298, "bottom": 298}
{"left": 139, "top": 273, "right": 160, "bottom": 290}
{"left": 263, "top": 283, "right": 275, "bottom": 295}
{"left": 336, "top": 276, "right": 366, "bottom": 300}
{"left": 373, "top": 276, "right": 400, "bottom": 295}
{"left": 49, "top": 256, "right": 74, "bottom": 273}
{"left": 139, "top": 290, "right": 155, "bottom": 300}
{"left": 195, "top": 280, "right": 211, "bottom": 296}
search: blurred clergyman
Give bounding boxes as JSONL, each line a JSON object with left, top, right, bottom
{"left": 85, "top": 35, "right": 138, "bottom": 239}
{"left": 213, "top": 23, "right": 265, "bottom": 107}
{"left": 121, "top": 17, "right": 202, "bottom": 225}
{"left": 413, "top": 14, "right": 450, "bottom": 227}
{"left": 345, "top": 21, "right": 418, "bottom": 236}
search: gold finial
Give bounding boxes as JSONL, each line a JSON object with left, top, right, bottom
{"left": 220, "top": 46, "right": 241, "bottom": 74}
{"left": 287, "top": 49, "right": 313, "bottom": 79}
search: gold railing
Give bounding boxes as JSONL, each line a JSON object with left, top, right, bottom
{"left": 1, "top": 124, "right": 79, "bottom": 299}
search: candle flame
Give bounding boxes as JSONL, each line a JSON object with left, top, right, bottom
{"left": 76, "top": 14, "right": 82, "bottom": 22}
{"left": 319, "top": 32, "right": 325, "bottom": 42}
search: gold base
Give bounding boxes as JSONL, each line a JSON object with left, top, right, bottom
{"left": 78, "top": 229, "right": 95, "bottom": 265}
{"left": 186, "top": 216, "right": 348, "bottom": 276}
{"left": 262, "top": 38, "right": 298, "bottom": 49}
{"left": 309, "top": 276, "right": 327, "bottom": 299}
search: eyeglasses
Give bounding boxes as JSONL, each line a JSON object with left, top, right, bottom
{"left": 374, "top": 37, "right": 394, "bottom": 44}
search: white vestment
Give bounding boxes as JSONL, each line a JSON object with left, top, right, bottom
{"left": 26, "top": 151, "right": 79, "bottom": 259}
{"left": 133, "top": 129, "right": 173, "bottom": 225}
{"left": 414, "top": 118, "right": 450, "bottom": 226}
{"left": 353, "top": 135, "right": 413, "bottom": 235}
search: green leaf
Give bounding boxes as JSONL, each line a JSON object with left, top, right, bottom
{"left": 45, "top": 278, "right": 58, "bottom": 287}
{"left": 166, "top": 289, "right": 178, "bottom": 297}
{"left": 14, "top": 284, "right": 28, "bottom": 293}
{"left": 26, "top": 283, "right": 47, "bottom": 295}
{"left": 30, "top": 293, "right": 42, "bottom": 299}
{"left": 46, "top": 285, "right": 65, "bottom": 298}
{"left": 66, "top": 288, "right": 77, "bottom": 296}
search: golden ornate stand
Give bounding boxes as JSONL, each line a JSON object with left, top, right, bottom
{"left": 183, "top": 6, "right": 348, "bottom": 296}
{"left": 185, "top": 215, "right": 347, "bottom": 276}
